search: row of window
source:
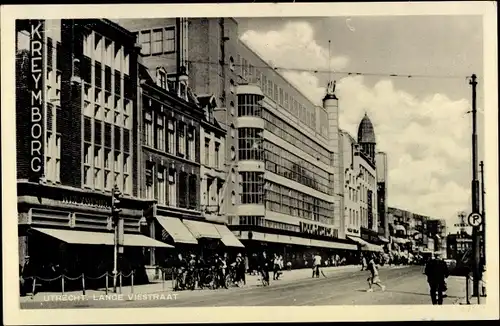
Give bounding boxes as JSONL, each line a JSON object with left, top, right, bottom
{"left": 136, "top": 27, "right": 176, "bottom": 56}
{"left": 237, "top": 94, "right": 262, "bottom": 117}
{"left": 143, "top": 108, "right": 197, "bottom": 162}
{"left": 264, "top": 141, "right": 332, "bottom": 195}
{"left": 204, "top": 137, "right": 222, "bottom": 169}
{"left": 262, "top": 109, "right": 331, "bottom": 165}
{"left": 348, "top": 208, "right": 360, "bottom": 228}
{"left": 145, "top": 163, "right": 197, "bottom": 210}
{"left": 264, "top": 181, "right": 334, "bottom": 222}
{"left": 82, "top": 28, "right": 131, "bottom": 75}
{"left": 45, "top": 47, "right": 62, "bottom": 184}
{"left": 239, "top": 216, "right": 264, "bottom": 227}
{"left": 231, "top": 55, "right": 318, "bottom": 132}
{"left": 202, "top": 177, "right": 223, "bottom": 208}
{"left": 238, "top": 128, "right": 263, "bottom": 161}
{"left": 45, "top": 132, "right": 61, "bottom": 183}
{"left": 83, "top": 140, "right": 132, "bottom": 192}
{"left": 84, "top": 117, "right": 132, "bottom": 154}
{"left": 360, "top": 165, "right": 376, "bottom": 188}
{"left": 266, "top": 220, "right": 301, "bottom": 232}
{"left": 240, "top": 172, "right": 264, "bottom": 204}
{"left": 83, "top": 84, "right": 133, "bottom": 129}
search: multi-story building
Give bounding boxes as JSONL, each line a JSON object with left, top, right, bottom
{"left": 375, "top": 151, "right": 389, "bottom": 239}
{"left": 131, "top": 20, "right": 244, "bottom": 265}
{"left": 114, "top": 17, "right": 356, "bottom": 267}
{"left": 339, "top": 114, "right": 383, "bottom": 253}
{"left": 16, "top": 19, "right": 171, "bottom": 279}
{"left": 198, "top": 94, "right": 227, "bottom": 224}
{"left": 427, "top": 218, "right": 447, "bottom": 253}
{"left": 447, "top": 231, "right": 473, "bottom": 261}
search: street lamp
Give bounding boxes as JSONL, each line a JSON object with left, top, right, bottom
{"left": 111, "top": 185, "right": 124, "bottom": 293}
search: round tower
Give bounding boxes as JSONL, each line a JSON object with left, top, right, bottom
{"left": 323, "top": 80, "right": 342, "bottom": 234}
{"left": 357, "top": 113, "right": 376, "bottom": 161}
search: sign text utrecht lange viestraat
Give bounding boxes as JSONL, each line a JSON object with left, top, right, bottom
{"left": 30, "top": 20, "right": 45, "bottom": 178}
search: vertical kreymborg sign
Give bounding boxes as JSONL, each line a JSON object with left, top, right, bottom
{"left": 29, "top": 19, "right": 45, "bottom": 179}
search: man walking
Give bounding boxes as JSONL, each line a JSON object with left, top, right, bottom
{"left": 424, "top": 252, "right": 449, "bottom": 305}
{"left": 366, "top": 254, "right": 386, "bottom": 292}
{"left": 312, "top": 253, "right": 322, "bottom": 278}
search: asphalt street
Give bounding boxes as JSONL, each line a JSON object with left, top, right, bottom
{"left": 21, "top": 266, "right": 463, "bottom": 308}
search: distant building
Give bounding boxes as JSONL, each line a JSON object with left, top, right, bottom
{"left": 375, "top": 151, "right": 388, "bottom": 238}
{"left": 339, "top": 113, "right": 383, "bottom": 252}
{"left": 447, "top": 231, "right": 473, "bottom": 261}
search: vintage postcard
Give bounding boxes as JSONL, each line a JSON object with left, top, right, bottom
{"left": 1, "top": 2, "right": 498, "bottom": 325}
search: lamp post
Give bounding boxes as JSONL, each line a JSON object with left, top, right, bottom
{"left": 469, "top": 74, "right": 481, "bottom": 302}
{"left": 111, "top": 185, "right": 123, "bottom": 293}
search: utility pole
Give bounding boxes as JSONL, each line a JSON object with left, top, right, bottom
{"left": 469, "top": 74, "right": 481, "bottom": 303}
{"left": 480, "top": 161, "right": 485, "bottom": 267}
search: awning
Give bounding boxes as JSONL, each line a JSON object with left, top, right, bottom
{"left": 310, "top": 239, "right": 357, "bottom": 250}
{"left": 347, "top": 235, "right": 370, "bottom": 247}
{"left": 392, "top": 237, "right": 409, "bottom": 244}
{"left": 183, "top": 220, "right": 222, "bottom": 239}
{"left": 156, "top": 215, "right": 198, "bottom": 244}
{"left": 347, "top": 236, "right": 384, "bottom": 252}
{"left": 378, "top": 236, "right": 390, "bottom": 243}
{"left": 214, "top": 224, "right": 245, "bottom": 248}
{"left": 32, "top": 228, "right": 173, "bottom": 248}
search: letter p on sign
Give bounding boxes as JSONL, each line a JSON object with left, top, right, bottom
{"left": 468, "top": 213, "right": 483, "bottom": 227}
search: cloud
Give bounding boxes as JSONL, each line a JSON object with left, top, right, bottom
{"left": 240, "top": 21, "right": 349, "bottom": 72}
{"left": 240, "top": 23, "right": 473, "bottom": 226}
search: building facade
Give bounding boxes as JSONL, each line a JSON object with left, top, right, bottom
{"left": 16, "top": 19, "right": 170, "bottom": 282}
{"left": 339, "top": 114, "right": 383, "bottom": 253}
{"left": 114, "top": 17, "right": 357, "bottom": 267}
{"left": 375, "top": 151, "right": 389, "bottom": 238}
{"left": 446, "top": 231, "right": 473, "bottom": 261}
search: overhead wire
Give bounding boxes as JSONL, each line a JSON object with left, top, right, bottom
{"left": 18, "top": 30, "right": 472, "bottom": 82}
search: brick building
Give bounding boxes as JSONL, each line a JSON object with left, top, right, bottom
{"left": 16, "top": 19, "right": 170, "bottom": 282}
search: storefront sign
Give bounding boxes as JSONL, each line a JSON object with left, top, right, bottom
{"left": 367, "top": 189, "right": 373, "bottom": 229}
{"left": 62, "top": 194, "right": 110, "bottom": 208}
{"left": 30, "top": 20, "right": 45, "bottom": 178}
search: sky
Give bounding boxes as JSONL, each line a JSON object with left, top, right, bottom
{"left": 237, "top": 15, "right": 484, "bottom": 232}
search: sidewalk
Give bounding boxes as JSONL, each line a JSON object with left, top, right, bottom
{"left": 19, "top": 264, "right": 394, "bottom": 303}
{"left": 447, "top": 275, "right": 487, "bottom": 305}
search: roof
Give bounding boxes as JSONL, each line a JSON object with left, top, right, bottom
{"left": 197, "top": 94, "right": 217, "bottom": 109}
{"left": 357, "top": 113, "right": 376, "bottom": 143}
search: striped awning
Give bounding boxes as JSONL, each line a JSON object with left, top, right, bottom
{"left": 156, "top": 216, "right": 198, "bottom": 245}
{"left": 183, "top": 220, "right": 222, "bottom": 239}
{"left": 32, "top": 228, "right": 173, "bottom": 248}
{"left": 214, "top": 224, "right": 245, "bottom": 248}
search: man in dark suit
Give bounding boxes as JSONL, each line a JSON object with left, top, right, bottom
{"left": 424, "top": 252, "right": 449, "bottom": 305}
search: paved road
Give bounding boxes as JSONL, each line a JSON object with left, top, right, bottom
{"left": 21, "top": 266, "right": 463, "bottom": 308}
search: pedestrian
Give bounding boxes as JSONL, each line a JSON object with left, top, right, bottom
{"left": 366, "top": 254, "right": 386, "bottom": 292}
{"left": 235, "top": 253, "right": 246, "bottom": 286}
{"left": 361, "top": 254, "right": 367, "bottom": 271}
{"left": 273, "top": 254, "right": 280, "bottom": 280}
{"left": 424, "top": 252, "right": 449, "bottom": 305}
{"left": 312, "top": 253, "right": 322, "bottom": 278}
